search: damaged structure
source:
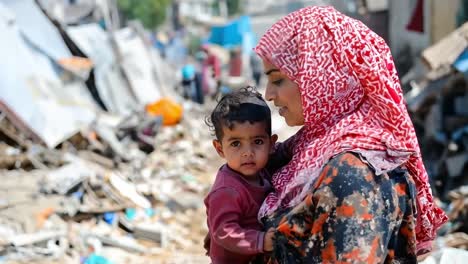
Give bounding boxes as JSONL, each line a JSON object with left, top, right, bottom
{"left": 0, "top": 0, "right": 212, "bottom": 263}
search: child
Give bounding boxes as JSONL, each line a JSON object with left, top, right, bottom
{"left": 204, "top": 87, "right": 277, "bottom": 263}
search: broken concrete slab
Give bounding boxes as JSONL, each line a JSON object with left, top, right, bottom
{"left": 109, "top": 173, "right": 150, "bottom": 209}
{"left": 8, "top": 230, "right": 66, "bottom": 247}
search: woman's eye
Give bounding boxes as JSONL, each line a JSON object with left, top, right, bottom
{"left": 254, "top": 139, "right": 264, "bottom": 145}
{"left": 230, "top": 141, "right": 240, "bottom": 147}
{"left": 272, "top": 79, "right": 284, "bottom": 86}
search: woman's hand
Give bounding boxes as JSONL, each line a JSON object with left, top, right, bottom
{"left": 263, "top": 228, "right": 276, "bottom": 252}
{"left": 203, "top": 233, "right": 210, "bottom": 255}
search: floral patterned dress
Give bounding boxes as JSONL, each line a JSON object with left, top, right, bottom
{"left": 263, "top": 153, "right": 418, "bottom": 264}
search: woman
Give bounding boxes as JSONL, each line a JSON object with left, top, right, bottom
{"left": 254, "top": 6, "right": 448, "bottom": 263}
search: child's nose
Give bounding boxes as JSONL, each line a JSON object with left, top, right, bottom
{"left": 242, "top": 148, "right": 254, "bottom": 157}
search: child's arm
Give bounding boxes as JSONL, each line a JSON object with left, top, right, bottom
{"left": 208, "top": 187, "right": 267, "bottom": 254}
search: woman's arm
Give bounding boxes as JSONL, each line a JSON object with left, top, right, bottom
{"left": 273, "top": 153, "right": 416, "bottom": 263}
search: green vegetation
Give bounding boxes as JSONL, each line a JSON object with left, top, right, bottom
{"left": 117, "top": 0, "right": 171, "bottom": 29}
{"left": 212, "top": 0, "right": 243, "bottom": 17}
{"left": 227, "top": 0, "right": 242, "bottom": 16}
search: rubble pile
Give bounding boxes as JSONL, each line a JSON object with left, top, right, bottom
{"left": 404, "top": 22, "right": 468, "bottom": 262}
{"left": 1, "top": 1, "right": 468, "bottom": 263}
{"left": 0, "top": 102, "right": 218, "bottom": 264}
{"left": 404, "top": 23, "right": 468, "bottom": 199}
{"left": 0, "top": 1, "right": 222, "bottom": 263}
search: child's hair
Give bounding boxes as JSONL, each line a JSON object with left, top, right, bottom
{"left": 206, "top": 86, "right": 271, "bottom": 140}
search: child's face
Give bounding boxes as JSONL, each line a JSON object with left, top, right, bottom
{"left": 213, "top": 121, "right": 277, "bottom": 178}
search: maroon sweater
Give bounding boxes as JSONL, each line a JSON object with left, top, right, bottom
{"left": 204, "top": 165, "right": 271, "bottom": 264}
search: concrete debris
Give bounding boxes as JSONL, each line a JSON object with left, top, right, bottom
{"left": 43, "top": 157, "right": 93, "bottom": 195}
{"left": 0, "top": 1, "right": 217, "bottom": 263}
{"left": 420, "top": 247, "right": 468, "bottom": 264}
{"left": 8, "top": 231, "right": 67, "bottom": 247}
{"left": 2, "top": 0, "right": 466, "bottom": 263}
{"left": 403, "top": 21, "right": 468, "bottom": 261}
{"left": 0, "top": 101, "right": 216, "bottom": 263}
{"left": 133, "top": 222, "right": 168, "bottom": 247}
{"left": 85, "top": 234, "right": 147, "bottom": 254}
{"left": 109, "top": 173, "right": 151, "bottom": 209}
{"left": 407, "top": 70, "right": 468, "bottom": 198}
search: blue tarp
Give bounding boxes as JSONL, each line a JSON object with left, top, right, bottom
{"left": 454, "top": 48, "right": 468, "bottom": 73}
{"left": 208, "top": 16, "right": 255, "bottom": 49}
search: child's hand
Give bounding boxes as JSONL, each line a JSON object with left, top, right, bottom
{"left": 263, "top": 228, "right": 275, "bottom": 252}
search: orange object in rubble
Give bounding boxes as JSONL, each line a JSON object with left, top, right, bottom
{"left": 145, "top": 98, "right": 183, "bottom": 126}
{"left": 36, "top": 207, "right": 55, "bottom": 228}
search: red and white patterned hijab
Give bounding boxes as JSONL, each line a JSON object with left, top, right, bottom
{"left": 254, "top": 6, "right": 447, "bottom": 252}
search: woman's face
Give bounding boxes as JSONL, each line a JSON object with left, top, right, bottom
{"left": 262, "top": 59, "right": 305, "bottom": 126}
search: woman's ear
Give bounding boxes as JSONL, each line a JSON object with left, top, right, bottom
{"left": 212, "top": 139, "right": 225, "bottom": 158}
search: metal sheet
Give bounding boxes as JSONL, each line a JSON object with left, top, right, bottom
{"left": 67, "top": 24, "right": 138, "bottom": 115}
{"left": 115, "top": 27, "right": 162, "bottom": 105}
{"left": 1, "top": 0, "right": 72, "bottom": 61}
{"left": 0, "top": 2, "right": 96, "bottom": 148}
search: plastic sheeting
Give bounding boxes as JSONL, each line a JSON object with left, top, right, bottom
{"left": 454, "top": 49, "right": 468, "bottom": 73}
{"left": 208, "top": 16, "right": 254, "bottom": 49}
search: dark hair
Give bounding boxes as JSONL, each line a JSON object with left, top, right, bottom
{"left": 206, "top": 87, "right": 271, "bottom": 140}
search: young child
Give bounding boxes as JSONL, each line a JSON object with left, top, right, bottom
{"left": 204, "top": 87, "right": 277, "bottom": 263}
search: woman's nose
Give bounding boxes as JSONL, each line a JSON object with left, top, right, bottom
{"left": 264, "top": 84, "right": 275, "bottom": 101}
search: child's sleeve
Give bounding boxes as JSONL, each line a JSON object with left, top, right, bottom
{"left": 207, "top": 187, "right": 265, "bottom": 254}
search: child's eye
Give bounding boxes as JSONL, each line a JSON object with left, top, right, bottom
{"left": 254, "top": 139, "right": 264, "bottom": 145}
{"left": 272, "top": 79, "right": 284, "bottom": 86}
{"left": 230, "top": 141, "right": 240, "bottom": 147}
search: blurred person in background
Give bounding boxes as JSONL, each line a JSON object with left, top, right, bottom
{"left": 181, "top": 61, "right": 196, "bottom": 100}
{"left": 201, "top": 44, "right": 222, "bottom": 99}
{"left": 250, "top": 53, "right": 263, "bottom": 87}
{"left": 228, "top": 48, "right": 243, "bottom": 77}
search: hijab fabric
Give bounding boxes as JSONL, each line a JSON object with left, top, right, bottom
{"left": 254, "top": 6, "right": 447, "bottom": 252}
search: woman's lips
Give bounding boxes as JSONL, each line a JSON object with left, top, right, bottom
{"left": 278, "top": 107, "right": 287, "bottom": 116}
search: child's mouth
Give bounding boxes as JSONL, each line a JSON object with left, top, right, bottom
{"left": 241, "top": 162, "right": 256, "bottom": 167}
